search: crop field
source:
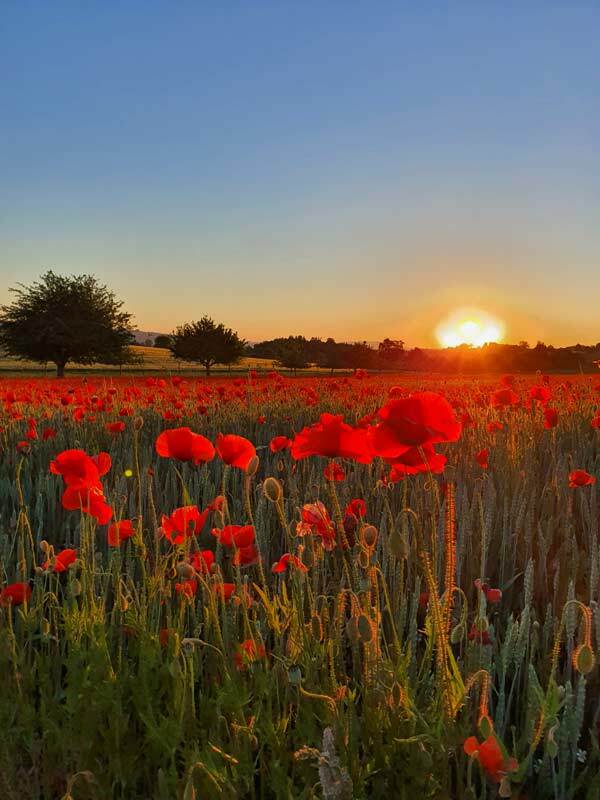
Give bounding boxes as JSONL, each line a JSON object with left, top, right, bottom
{"left": 1, "top": 371, "right": 600, "bottom": 799}
{"left": 0, "top": 347, "right": 278, "bottom": 374}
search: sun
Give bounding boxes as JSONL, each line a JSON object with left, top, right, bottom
{"left": 436, "top": 309, "right": 504, "bottom": 348}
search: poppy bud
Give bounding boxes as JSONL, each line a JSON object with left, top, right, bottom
{"left": 70, "top": 578, "right": 82, "bottom": 597}
{"left": 263, "top": 477, "right": 282, "bottom": 503}
{"left": 389, "top": 530, "right": 409, "bottom": 560}
{"left": 360, "top": 524, "right": 378, "bottom": 550}
{"left": 177, "top": 563, "right": 195, "bottom": 580}
{"left": 39, "top": 540, "right": 50, "bottom": 554}
{"left": 573, "top": 643, "right": 596, "bottom": 674}
{"left": 133, "top": 416, "right": 144, "bottom": 431}
{"left": 450, "top": 622, "right": 465, "bottom": 644}
{"left": 41, "top": 618, "right": 50, "bottom": 637}
{"left": 246, "top": 455, "right": 259, "bottom": 476}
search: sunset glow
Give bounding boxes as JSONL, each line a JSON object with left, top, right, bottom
{"left": 436, "top": 309, "right": 504, "bottom": 348}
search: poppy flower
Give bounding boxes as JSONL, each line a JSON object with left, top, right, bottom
{"left": 211, "top": 525, "right": 255, "bottom": 549}
{"left": 475, "top": 579, "right": 502, "bottom": 604}
{"left": 234, "top": 638, "right": 266, "bottom": 670}
{"left": 487, "top": 421, "right": 504, "bottom": 433}
{"left": 108, "top": 519, "right": 135, "bottom": 547}
{"left": 216, "top": 433, "right": 256, "bottom": 470}
{"left": 369, "top": 392, "right": 461, "bottom": 459}
{"left": 323, "top": 460, "right": 345, "bottom": 481}
{"left": 61, "top": 485, "right": 113, "bottom": 525}
{"left": 161, "top": 506, "right": 209, "bottom": 544}
{"left": 291, "top": 413, "right": 372, "bottom": 463}
{"left": 42, "top": 547, "right": 77, "bottom": 573}
{"left": 213, "top": 582, "right": 252, "bottom": 606}
{"left": 544, "top": 407, "right": 559, "bottom": 429}
{"left": 490, "top": 388, "right": 519, "bottom": 408}
{"left": 475, "top": 449, "right": 489, "bottom": 469}
{"left": 105, "top": 421, "right": 126, "bottom": 434}
{"left": 50, "top": 449, "right": 105, "bottom": 490}
{"left": 569, "top": 470, "right": 596, "bottom": 488}
{"left": 269, "top": 435, "right": 292, "bottom": 453}
{"left": 190, "top": 550, "right": 215, "bottom": 574}
{"left": 591, "top": 415, "right": 600, "bottom": 429}
{"left": 42, "top": 427, "right": 57, "bottom": 440}
{"left": 272, "top": 553, "right": 309, "bottom": 574}
{"left": 0, "top": 582, "right": 32, "bottom": 606}
{"left": 175, "top": 579, "right": 198, "bottom": 598}
{"left": 464, "top": 734, "right": 518, "bottom": 783}
{"left": 387, "top": 443, "right": 447, "bottom": 480}
{"left": 345, "top": 498, "right": 366, "bottom": 518}
{"left": 155, "top": 427, "right": 215, "bottom": 465}
{"left": 232, "top": 543, "right": 259, "bottom": 566}
{"left": 468, "top": 624, "right": 492, "bottom": 645}
{"left": 296, "top": 502, "right": 336, "bottom": 550}
{"left": 530, "top": 386, "right": 552, "bottom": 404}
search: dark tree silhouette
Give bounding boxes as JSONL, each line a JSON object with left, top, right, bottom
{"left": 154, "top": 334, "right": 173, "bottom": 349}
{"left": 276, "top": 339, "right": 310, "bottom": 375}
{"left": 0, "top": 271, "right": 135, "bottom": 377}
{"left": 169, "top": 317, "right": 246, "bottom": 376}
{"left": 378, "top": 338, "right": 405, "bottom": 369}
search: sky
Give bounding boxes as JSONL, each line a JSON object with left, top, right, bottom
{"left": 1, "top": 2, "right": 599, "bottom": 347}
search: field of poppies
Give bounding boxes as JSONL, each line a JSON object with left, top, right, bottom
{"left": 1, "top": 371, "right": 600, "bottom": 799}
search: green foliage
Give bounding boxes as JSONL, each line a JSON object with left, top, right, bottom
{"left": 169, "top": 317, "right": 246, "bottom": 375}
{"left": 0, "top": 271, "right": 135, "bottom": 376}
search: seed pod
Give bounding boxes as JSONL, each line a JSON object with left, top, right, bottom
{"left": 246, "top": 455, "right": 259, "bottom": 477}
{"left": 70, "top": 578, "right": 82, "bottom": 597}
{"left": 389, "top": 530, "right": 408, "bottom": 560}
{"left": 310, "top": 612, "right": 323, "bottom": 642}
{"left": 177, "top": 563, "right": 195, "bottom": 580}
{"left": 263, "top": 477, "right": 283, "bottom": 503}
{"left": 573, "top": 643, "right": 596, "bottom": 674}
{"left": 357, "top": 614, "right": 373, "bottom": 643}
{"left": 358, "top": 549, "right": 370, "bottom": 570}
{"left": 41, "top": 618, "right": 51, "bottom": 637}
{"left": 360, "top": 524, "right": 378, "bottom": 550}
{"left": 119, "top": 596, "right": 129, "bottom": 613}
{"left": 133, "top": 416, "right": 144, "bottom": 431}
{"left": 39, "top": 540, "right": 50, "bottom": 554}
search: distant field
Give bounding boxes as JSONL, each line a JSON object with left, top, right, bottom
{"left": 0, "top": 346, "right": 278, "bottom": 374}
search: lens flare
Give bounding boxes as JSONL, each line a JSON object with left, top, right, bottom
{"left": 436, "top": 309, "right": 504, "bottom": 348}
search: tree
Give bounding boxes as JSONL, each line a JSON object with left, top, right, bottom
{"left": 378, "top": 338, "right": 405, "bottom": 369}
{"left": 169, "top": 316, "right": 246, "bottom": 376}
{"left": 0, "top": 271, "right": 135, "bottom": 377}
{"left": 276, "top": 340, "right": 310, "bottom": 375}
{"left": 154, "top": 334, "right": 172, "bottom": 349}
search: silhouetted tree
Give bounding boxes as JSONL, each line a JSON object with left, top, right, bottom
{"left": 0, "top": 271, "right": 135, "bottom": 377}
{"left": 378, "top": 338, "right": 405, "bottom": 369}
{"left": 276, "top": 339, "right": 310, "bottom": 375}
{"left": 169, "top": 317, "right": 246, "bottom": 376}
{"left": 154, "top": 334, "right": 172, "bottom": 349}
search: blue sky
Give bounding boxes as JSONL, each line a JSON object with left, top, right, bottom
{"left": 1, "top": 2, "right": 599, "bottom": 345}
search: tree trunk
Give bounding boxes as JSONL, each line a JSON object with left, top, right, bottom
{"left": 56, "top": 362, "right": 66, "bottom": 378}
{"left": 205, "top": 363, "right": 211, "bottom": 377}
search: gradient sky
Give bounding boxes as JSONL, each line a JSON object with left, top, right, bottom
{"left": 1, "top": 3, "right": 599, "bottom": 346}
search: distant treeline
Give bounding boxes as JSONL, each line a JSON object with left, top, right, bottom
{"left": 239, "top": 336, "right": 600, "bottom": 374}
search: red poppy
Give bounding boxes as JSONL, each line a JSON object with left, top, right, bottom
{"left": 234, "top": 638, "right": 266, "bottom": 670}
{"left": 487, "top": 421, "right": 504, "bottom": 433}
{"left": 161, "top": 506, "right": 209, "bottom": 544}
{"left": 591, "top": 415, "right": 600, "bottom": 429}
{"left": 490, "top": 388, "right": 519, "bottom": 408}
{"left": 50, "top": 449, "right": 107, "bottom": 491}
{"left": 345, "top": 498, "right": 366, "bottom": 518}
{"left": 42, "top": 547, "right": 77, "bottom": 573}
{"left": 211, "top": 524, "right": 255, "bottom": 549}
{"left": 0, "top": 582, "right": 32, "bottom": 607}
{"left": 475, "top": 579, "right": 502, "bottom": 604}
{"left": 296, "top": 502, "right": 336, "bottom": 549}
{"left": 369, "top": 392, "right": 461, "bottom": 459}
{"left": 544, "top": 407, "right": 559, "bottom": 429}
{"left": 108, "top": 519, "right": 135, "bottom": 547}
{"left": 61, "top": 485, "right": 113, "bottom": 525}
{"left": 387, "top": 444, "right": 447, "bottom": 480}
{"left": 269, "top": 435, "right": 292, "bottom": 453}
{"left": 569, "top": 470, "right": 596, "bottom": 488}
{"left": 468, "top": 624, "right": 492, "bottom": 645}
{"left": 323, "top": 460, "right": 345, "bottom": 481}
{"left": 105, "top": 421, "right": 125, "bottom": 434}
{"left": 272, "top": 553, "right": 309, "bottom": 574}
{"left": 175, "top": 579, "right": 198, "bottom": 598}
{"left": 215, "top": 433, "right": 256, "bottom": 470}
{"left": 190, "top": 550, "right": 215, "bottom": 574}
{"left": 291, "top": 413, "right": 372, "bottom": 463}
{"left": 475, "top": 449, "right": 489, "bottom": 469}
{"left": 232, "top": 543, "right": 259, "bottom": 566}
{"left": 464, "top": 735, "right": 518, "bottom": 783}
{"left": 530, "top": 385, "right": 552, "bottom": 404}
{"left": 155, "top": 427, "right": 215, "bottom": 465}
{"left": 42, "top": 427, "right": 57, "bottom": 440}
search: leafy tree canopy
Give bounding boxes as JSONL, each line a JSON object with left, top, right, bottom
{"left": 169, "top": 317, "right": 246, "bottom": 375}
{"left": 0, "top": 271, "right": 135, "bottom": 377}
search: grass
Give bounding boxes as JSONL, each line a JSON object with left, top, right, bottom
{"left": 1, "top": 373, "right": 600, "bottom": 799}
